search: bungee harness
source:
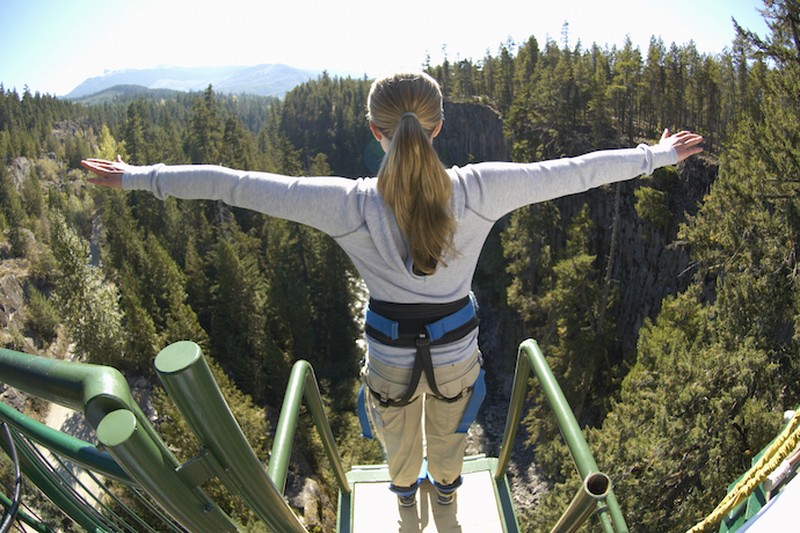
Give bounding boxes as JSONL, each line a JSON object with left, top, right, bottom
{"left": 357, "top": 293, "right": 486, "bottom": 439}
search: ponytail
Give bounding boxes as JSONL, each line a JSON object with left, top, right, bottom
{"left": 368, "top": 73, "right": 457, "bottom": 275}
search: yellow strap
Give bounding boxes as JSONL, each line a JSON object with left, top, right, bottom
{"left": 686, "top": 410, "right": 800, "bottom": 532}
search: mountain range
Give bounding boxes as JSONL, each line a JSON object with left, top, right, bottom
{"left": 65, "top": 64, "right": 324, "bottom": 99}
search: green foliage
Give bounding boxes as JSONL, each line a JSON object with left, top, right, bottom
{"left": 210, "top": 222, "right": 287, "bottom": 404}
{"left": 49, "top": 212, "right": 125, "bottom": 364}
{"left": 95, "top": 124, "right": 124, "bottom": 160}
{"left": 634, "top": 185, "right": 670, "bottom": 229}
{"left": 220, "top": 115, "right": 256, "bottom": 168}
{"left": 21, "top": 165, "right": 45, "bottom": 219}
{"left": 24, "top": 285, "right": 60, "bottom": 346}
{"left": 586, "top": 287, "right": 782, "bottom": 530}
{"left": 277, "top": 74, "right": 373, "bottom": 176}
{"left": 185, "top": 85, "right": 224, "bottom": 164}
{"left": 0, "top": 163, "right": 30, "bottom": 257}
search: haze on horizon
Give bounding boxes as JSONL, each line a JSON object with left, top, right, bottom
{"left": 0, "top": 0, "right": 770, "bottom": 96}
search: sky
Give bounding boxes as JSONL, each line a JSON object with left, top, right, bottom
{"left": 0, "top": 0, "right": 771, "bottom": 97}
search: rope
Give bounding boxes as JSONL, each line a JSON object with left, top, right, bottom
{"left": 686, "top": 409, "right": 800, "bottom": 532}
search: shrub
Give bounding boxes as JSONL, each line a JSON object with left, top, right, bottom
{"left": 25, "top": 286, "right": 60, "bottom": 346}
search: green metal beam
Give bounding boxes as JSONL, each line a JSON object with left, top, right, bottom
{"left": 154, "top": 341, "right": 307, "bottom": 533}
{"left": 269, "top": 359, "right": 350, "bottom": 495}
{"left": 0, "top": 401, "right": 129, "bottom": 484}
{"left": 96, "top": 409, "right": 237, "bottom": 532}
{"left": 495, "top": 339, "right": 629, "bottom": 533}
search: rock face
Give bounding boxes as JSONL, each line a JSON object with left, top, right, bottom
{"left": 436, "top": 101, "right": 510, "bottom": 166}
{"left": 0, "top": 255, "right": 32, "bottom": 352}
{"left": 548, "top": 154, "right": 716, "bottom": 356}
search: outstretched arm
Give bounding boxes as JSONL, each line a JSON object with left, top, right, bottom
{"left": 80, "top": 157, "right": 367, "bottom": 237}
{"left": 80, "top": 155, "right": 128, "bottom": 189}
{"left": 458, "top": 128, "right": 704, "bottom": 221}
{"left": 659, "top": 129, "right": 703, "bottom": 162}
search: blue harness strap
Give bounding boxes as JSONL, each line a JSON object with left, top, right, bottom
{"left": 365, "top": 308, "right": 400, "bottom": 340}
{"left": 456, "top": 368, "right": 485, "bottom": 433}
{"left": 365, "top": 293, "right": 477, "bottom": 342}
{"left": 425, "top": 293, "right": 478, "bottom": 342}
{"left": 357, "top": 383, "right": 373, "bottom": 439}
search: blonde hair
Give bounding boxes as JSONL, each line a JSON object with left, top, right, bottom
{"left": 367, "top": 73, "right": 456, "bottom": 275}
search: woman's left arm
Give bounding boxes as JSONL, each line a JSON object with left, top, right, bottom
{"left": 459, "top": 129, "right": 703, "bottom": 221}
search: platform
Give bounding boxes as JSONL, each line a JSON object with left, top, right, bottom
{"left": 337, "top": 455, "right": 519, "bottom": 533}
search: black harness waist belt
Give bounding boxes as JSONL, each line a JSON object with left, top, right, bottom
{"left": 365, "top": 294, "right": 479, "bottom": 406}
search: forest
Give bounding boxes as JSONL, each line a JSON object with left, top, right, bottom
{"left": 1, "top": 1, "right": 799, "bottom": 530}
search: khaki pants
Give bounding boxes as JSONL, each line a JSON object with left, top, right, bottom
{"left": 362, "top": 351, "right": 481, "bottom": 488}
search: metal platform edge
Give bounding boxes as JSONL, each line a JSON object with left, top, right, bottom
{"left": 336, "top": 454, "right": 520, "bottom": 533}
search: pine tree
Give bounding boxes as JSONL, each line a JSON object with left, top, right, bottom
{"left": 0, "top": 163, "right": 29, "bottom": 256}
{"left": 210, "top": 222, "right": 287, "bottom": 404}
{"left": 220, "top": 116, "right": 255, "bottom": 169}
{"left": 50, "top": 212, "right": 124, "bottom": 365}
{"left": 186, "top": 85, "right": 223, "bottom": 164}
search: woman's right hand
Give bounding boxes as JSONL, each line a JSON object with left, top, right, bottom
{"left": 659, "top": 129, "right": 704, "bottom": 163}
{"left": 80, "top": 155, "right": 128, "bottom": 189}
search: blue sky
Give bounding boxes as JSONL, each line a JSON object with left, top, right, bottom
{"left": 1, "top": 0, "right": 771, "bottom": 96}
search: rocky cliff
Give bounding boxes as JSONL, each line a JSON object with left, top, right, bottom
{"left": 436, "top": 100, "right": 510, "bottom": 166}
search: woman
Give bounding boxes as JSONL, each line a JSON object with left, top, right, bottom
{"left": 82, "top": 72, "right": 703, "bottom": 508}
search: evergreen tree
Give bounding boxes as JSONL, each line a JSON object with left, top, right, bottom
{"left": 186, "top": 85, "right": 223, "bottom": 164}
{"left": 220, "top": 115, "right": 254, "bottom": 168}
{"left": 50, "top": 212, "right": 125, "bottom": 365}
{"left": 0, "top": 163, "right": 29, "bottom": 256}
{"left": 209, "top": 222, "right": 287, "bottom": 404}
{"left": 123, "top": 99, "right": 152, "bottom": 165}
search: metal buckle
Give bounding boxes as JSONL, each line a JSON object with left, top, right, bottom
{"left": 415, "top": 333, "right": 431, "bottom": 348}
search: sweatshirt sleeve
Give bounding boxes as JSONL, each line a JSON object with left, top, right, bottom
{"left": 122, "top": 164, "right": 367, "bottom": 237}
{"left": 456, "top": 143, "right": 678, "bottom": 221}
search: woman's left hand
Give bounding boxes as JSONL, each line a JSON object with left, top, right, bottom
{"left": 80, "top": 155, "right": 128, "bottom": 189}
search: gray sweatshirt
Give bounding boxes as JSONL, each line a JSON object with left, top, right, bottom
{"left": 123, "top": 143, "right": 677, "bottom": 368}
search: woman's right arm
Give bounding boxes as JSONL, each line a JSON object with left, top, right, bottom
{"left": 81, "top": 158, "right": 367, "bottom": 237}
{"left": 81, "top": 156, "right": 127, "bottom": 189}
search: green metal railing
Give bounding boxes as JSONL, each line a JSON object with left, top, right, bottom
{"left": 153, "top": 341, "right": 348, "bottom": 532}
{"left": 267, "top": 359, "right": 350, "bottom": 496}
{"left": 496, "top": 339, "right": 629, "bottom": 533}
{"left": 0, "top": 345, "right": 235, "bottom": 532}
{"left": 3, "top": 337, "right": 626, "bottom": 532}
{"left": 0, "top": 401, "right": 180, "bottom": 532}
{"left": 0, "top": 342, "right": 352, "bottom": 533}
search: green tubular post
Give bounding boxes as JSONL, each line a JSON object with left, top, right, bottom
{"left": 495, "top": 343, "right": 532, "bottom": 480}
{"left": 495, "top": 339, "right": 629, "bottom": 533}
{"left": 154, "top": 341, "right": 307, "bottom": 533}
{"left": 0, "top": 401, "right": 130, "bottom": 484}
{"left": 551, "top": 472, "right": 612, "bottom": 533}
{"left": 96, "top": 409, "right": 237, "bottom": 533}
{"left": 268, "top": 359, "right": 350, "bottom": 495}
